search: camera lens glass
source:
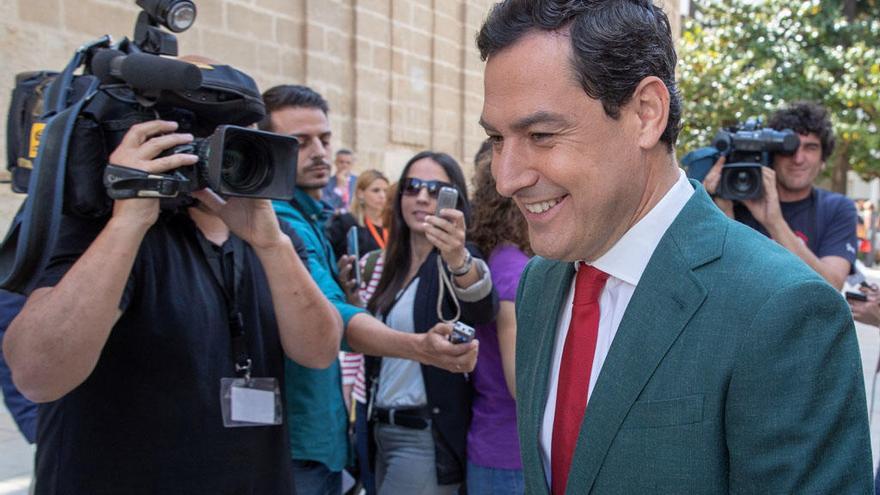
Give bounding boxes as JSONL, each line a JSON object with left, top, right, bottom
{"left": 733, "top": 171, "right": 753, "bottom": 193}
{"left": 221, "top": 136, "right": 272, "bottom": 194}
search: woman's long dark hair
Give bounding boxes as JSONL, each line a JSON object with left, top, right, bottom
{"left": 367, "top": 151, "right": 471, "bottom": 316}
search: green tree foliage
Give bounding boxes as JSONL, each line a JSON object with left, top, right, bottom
{"left": 678, "top": 0, "right": 880, "bottom": 188}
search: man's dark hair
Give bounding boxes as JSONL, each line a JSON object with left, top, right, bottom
{"left": 258, "top": 85, "right": 329, "bottom": 131}
{"left": 768, "top": 101, "right": 835, "bottom": 160}
{"left": 476, "top": 0, "right": 681, "bottom": 150}
{"left": 336, "top": 149, "right": 353, "bottom": 157}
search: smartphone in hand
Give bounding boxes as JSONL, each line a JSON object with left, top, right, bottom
{"left": 435, "top": 187, "right": 458, "bottom": 216}
{"left": 346, "top": 226, "right": 361, "bottom": 287}
{"left": 845, "top": 291, "right": 868, "bottom": 302}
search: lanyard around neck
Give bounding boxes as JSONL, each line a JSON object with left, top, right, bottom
{"left": 365, "top": 217, "right": 388, "bottom": 250}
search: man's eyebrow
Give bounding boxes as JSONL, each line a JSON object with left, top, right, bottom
{"left": 478, "top": 116, "right": 497, "bottom": 133}
{"left": 511, "top": 111, "right": 569, "bottom": 132}
{"left": 478, "top": 111, "right": 570, "bottom": 134}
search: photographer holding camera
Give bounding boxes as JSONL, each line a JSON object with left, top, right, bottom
{"left": 1, "top": 117, "right": 342, "bottom": 494}
{"left": 704, "top": 102, "right": 858, "bottom": 289}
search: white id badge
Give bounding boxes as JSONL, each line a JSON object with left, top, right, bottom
{"left": 220, "top": 377, "right": 282, "bottom": 427}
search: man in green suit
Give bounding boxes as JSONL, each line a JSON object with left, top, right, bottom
{"left": 476, "top": 1, "right": 872, "bottom": 493}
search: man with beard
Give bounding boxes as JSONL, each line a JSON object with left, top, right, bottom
{"left": 262, "top": 85, "right": 480, "bottom": 494}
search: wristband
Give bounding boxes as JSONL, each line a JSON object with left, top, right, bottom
{"left": 448, "top": 251, "right": 472, "bottom": 277}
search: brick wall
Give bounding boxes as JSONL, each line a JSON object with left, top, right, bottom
{"left": 0, "top": 0, "right": 679, "bottom": 234}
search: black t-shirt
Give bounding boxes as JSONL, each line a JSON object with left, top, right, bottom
{"left": 734, "top": 187, "right": 858, "bottom": 265}
{"left": 33, "top": 210, "right": 308, "bottom": 495}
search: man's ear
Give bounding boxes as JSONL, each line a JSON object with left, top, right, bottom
{"left": 631, "top": 76, "right": 669, "bottom": 150}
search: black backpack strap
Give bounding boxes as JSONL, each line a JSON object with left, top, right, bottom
{"left": 42, "top": 36, "right": 109, "bottom": 116}
{"left": 0, "top": 77, "right": 100, "bottom": 293}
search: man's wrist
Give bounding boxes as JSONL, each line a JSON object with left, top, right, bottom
{"left": 107, "top": 213, "right": 154, "bottom": 237}
{"left": 252, "top": 234, "right": 293, "bottom": 258}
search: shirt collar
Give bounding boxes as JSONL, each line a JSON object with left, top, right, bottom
{"left": 293, "top": 187, "right": 333, "bottom": 223}
{"left": 582, "top": 169, "right": 694, "bottom": 286}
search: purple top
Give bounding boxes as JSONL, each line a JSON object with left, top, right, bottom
{"left": 467, "top": 244, "right": 529, "bottom": 469}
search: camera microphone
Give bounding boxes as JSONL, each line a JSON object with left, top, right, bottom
{"left": 91, "top": 49, "right": 202, "bottom": 91}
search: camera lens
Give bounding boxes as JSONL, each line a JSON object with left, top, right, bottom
{"left": 732, "top": 171, "right": 753, "bottom": 193}
{"left": 722, "top": 166, "right": 761, "bottom": 200}
{"left": 220, "top": 136, "right": 272, "bottom": 194}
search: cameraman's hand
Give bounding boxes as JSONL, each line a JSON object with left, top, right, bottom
{"left": 108, "top": 120, "right": 197, "bottom": 227}
{"left": 419, "top": 323, "right": 479, "bottom": 373}
{"left": 742, "top": 167, "right": 784, "bottom": 228}
{"left": 190, "top": 190, "right": 285, "bottom": 250}
{"left": 702, "top": 156, "right": 734, "bottom": 218}
{"left": 850, "top": 295, "right": 880, "bottom": 327}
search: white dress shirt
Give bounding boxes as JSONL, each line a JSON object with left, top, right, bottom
{"left": 540, "top": 170, "right": 695, "bottom": 485}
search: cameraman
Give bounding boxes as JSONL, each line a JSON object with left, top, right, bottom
{"left": 2, "top": 119, "right": 341, "bottom": 494}
{"left": 705, "top": 102, "right": 857, "bottom": 289}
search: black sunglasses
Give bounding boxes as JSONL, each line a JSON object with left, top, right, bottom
{"left": 400, "top": 178, "right": 455, "bottom": 197}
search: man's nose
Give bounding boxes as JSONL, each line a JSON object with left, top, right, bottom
{"left": 492, "top": 140, "right": 526, "bottom": 198}
{"left": 307, "top": 137, "right": 328, "bottom": 160}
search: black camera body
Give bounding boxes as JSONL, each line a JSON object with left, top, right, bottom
{"left": 711, "top": 119, "right": 800, "bottom": 201}
{"left": 104, "top": 125, "right": 299, "bottom": 201}
{"left": 0, "top": 1, "right": 299, "bottom": 293}
{"left": 448, "top": 321, "right": 476, "bottom": 345}
{"left": 171, "top": 126, "right": 298, "bottom": 199}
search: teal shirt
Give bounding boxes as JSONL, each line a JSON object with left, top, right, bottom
{"left": 273, "top": 188, "right": 366, "bottom": 470}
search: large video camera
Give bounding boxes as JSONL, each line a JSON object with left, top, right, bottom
{"left": 0, "top": 0, "right": 298, "bottom": 292}
{"left": 710, "top": 119, "right": 800, "bottom": 201}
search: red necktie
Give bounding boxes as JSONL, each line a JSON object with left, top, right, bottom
{"left": 551, "top": 263, "right": 608, "bottom": 495}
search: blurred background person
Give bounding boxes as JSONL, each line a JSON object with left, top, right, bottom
{"left": 323, "top": 149, "right": 359, "bottom": 213}
{"left": 364, "top": 151, "right": 497, "bottom": 495}
{"left": 465, "top": 140, "right": 531, "bottom": 494}
{"left": 327, "top": 169, "right": 391, "bottom": 261}
{"left": 330, "top": 170, "right": 390, "bottom": 495}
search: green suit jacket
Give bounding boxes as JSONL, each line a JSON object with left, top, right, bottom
{"left": 515, "top": 184, "right": 873, "bottom": 494}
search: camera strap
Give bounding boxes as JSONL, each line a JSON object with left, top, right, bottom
{"left": 807, "top": 188, "right": 818, "bottom": 254}
{"left": 436, "top": 254, "right": 462, "bottom": 324}
{"left": 195, "top": 233, "right": 251, "bottom": 379}
{"left": 103, "top": 164, "right": 191, "bottom": 199}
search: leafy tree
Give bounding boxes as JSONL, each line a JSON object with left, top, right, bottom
{"left": 677, "top": 0, "right": 880, "bottom": 191}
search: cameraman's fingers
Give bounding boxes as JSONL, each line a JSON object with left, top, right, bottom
{"left": 140, "top": 132, "right": 194, "bottom": 160}
{"left": 123, "top": 120, "right": 180, "bottom": 147}
{"left": 709, "top": 155, "right": 726, "bottom": 174}
{"left": 146, "top": 152, "right": 199, "bottom": 174}
{"left": 190, "top": 189, "right": 226, "bottom": 213}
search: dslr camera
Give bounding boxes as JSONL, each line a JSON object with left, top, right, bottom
{"left": 710, "top": 118, "right": 800, "bottom": 201}
{"left": 1, "top": 0, "right": 298, "bottom": 292}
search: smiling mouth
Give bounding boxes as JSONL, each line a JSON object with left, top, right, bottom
{"left": 523, "top": 195, "right": 566, "bottom": 214}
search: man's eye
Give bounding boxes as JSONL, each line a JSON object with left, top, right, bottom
{"left": 531, "top": 133, "right": 552, "bottom": 142}
{"left": 487, "top": 135, "right": 503, "bottom": 146}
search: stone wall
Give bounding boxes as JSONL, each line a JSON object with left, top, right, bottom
{"left": 0, "top": 0, "right": 679, "bottom": 234}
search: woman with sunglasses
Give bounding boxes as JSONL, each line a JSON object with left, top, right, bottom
{"left": 364, "top": 151, "right": 497, "bottom": 495}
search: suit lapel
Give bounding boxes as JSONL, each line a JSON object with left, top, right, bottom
{"left": 518, "top": 259, "right": 574, "bottom": 495}
{"left": 564, "top": 186, "right": 725, "bottom": 494}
